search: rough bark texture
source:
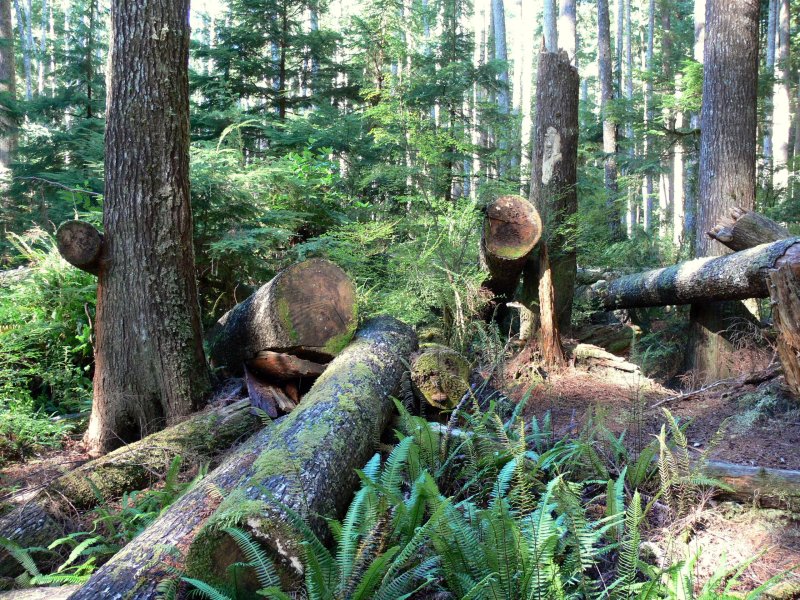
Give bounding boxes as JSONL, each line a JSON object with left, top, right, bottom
{"left": 529, "top": 50, "right": 579, "bottom": 333}
{"left": 536, "top": 244, "right": 566, "bottom": 366}
{"left": 411, "top": 346, "right": 471, "bottom": 409}
{"left": 597, "top": 0, "right": 620, "bottom": 240}
{"left": 688, "top": 0, "right": 760, "bottom": 383}
{"left": 707, "top": 207, "right": 790, "bottom": 251}
{"left": 87, "top": 0, "right": 210, "bottom": 455}
{"left": 579, "top": 238, "right": 800, "bottom": 311}
{"left": 0, "top": 400, "right": 261, "bottom": 578}
{"left": 479, "top": 195, "right": 542, "bottom": 310}
{"left": 69, "top": 317, "right": 417, "bottom": 600}
{"left": 208, "top": 258, "right": 357, "bottom": 372}
{"left": 768, "top": 265, "right": 800, "bottom": 398}
{"left": 1, "top": 587, "right": 81, "bottom": 600}
{"left": 55, "top": 221, "right": 103, "bottom": 275}
{"left": 0, "top": 0, "right": 16, "bottom": 172}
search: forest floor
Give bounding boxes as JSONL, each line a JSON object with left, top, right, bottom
{"left": 498, "top": 330, "right": 800, "bottom": 596}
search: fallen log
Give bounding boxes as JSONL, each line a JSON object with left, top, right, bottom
{"left": 707, "top": 206, "right": 790, "bottom": 252}
{"left": 55, "top": 221, "right": 103, "bottom": 275}
{"left": 768, "top": 265, "right": 800, "bottom": 398}
{"left": 479, "top": 195, "right": 542, "bottom": 309}
{"left": 69, "top": 317, "right": 417, "bottom": 600}
{"left": 578, "top": 238, "right": 800, "bottom": 311}
{"left": 704, "top": 460, "right": 800, "bottom": 510}
{"left": 244, "top": 366, "right": 297, "bottom": 417}
{"left": 411, "top": 346, "right": 471, "bottom": 409}
{"left": 247, "top": 351, "right": 326, "bottom": 381}
{"left": 0, "top": 399, "right": 261, "bottom": 577}
{"left": 208, "top": 258, "right": 357, "bottom": 373}
{"left": 0, "top": 587, "right": 81, "bottom": 600}
{"left": 568, "top": 343, "right": 640, "bottom": 373}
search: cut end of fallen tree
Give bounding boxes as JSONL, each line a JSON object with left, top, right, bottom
{"left": 707, "top": 206, "right": 790, "bottom": 252}
{"left": 483, "top": 195, "right": 542, "bottom": 261}
{"left": 208, "top": 258, "right": 357, "bottom": 372}
{"left": 55, "top": 220, "right": 102, "bottom": 275}
{"left": 480, "top": 195, "right": 542, "bottom": 308}
{"left": 411, "top": 345, "right": 471, "bottom": 409}
{"left": 768, "top": 264, "right": 800, "bottom": 399}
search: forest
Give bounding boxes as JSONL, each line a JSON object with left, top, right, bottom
{"left": 0, "top": 0, "right": 800, "bottom": 597}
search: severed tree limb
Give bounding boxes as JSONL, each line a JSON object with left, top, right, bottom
{"left": 707, "top": 206, "right": 790, "bottom": 252}
{"left": 68, "top": 317, "right": 417, "bottom": 600}
{"left": 578, "top": 238, "right": 800, "bottom": 311}
{"left": 55, "top": 221, "right": 103, "bottom": 275}
{"left": 0, "top": 399, "right": 262, "bottom": 577}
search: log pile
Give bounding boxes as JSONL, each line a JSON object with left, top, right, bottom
{"left": 69, "top": 317, "right": 417, "bottom": 599}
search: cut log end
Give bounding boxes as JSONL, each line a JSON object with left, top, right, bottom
{"left": 55, "top": 220, "right": 102, "bottom": 274}
{"left": 707, "top": 206, "right": 790, "bottom": 252}
{"left": 209, "top": 258, "right": 358, "bottom": 372}
{"left": 483, "top": 195, "right": 542, "bottom": 261}
{"left": 411, "top": 346, "right": 471, "bottom": 409}
{"left": 272, "top": 258, "right": 357, "bottom": 359}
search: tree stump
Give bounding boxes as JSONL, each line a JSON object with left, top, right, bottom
{"left": 208, "top": 258, "right": 357, "bottom": 373}
{"left": 768, "top": 264, "right": 800, "bottom": 397}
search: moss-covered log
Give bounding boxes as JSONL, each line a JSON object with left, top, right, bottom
{"left": 479, "top": 195, "right": 542, "bottom": 310}
{"left": 411, "top": 346, "right": 471, "bottom": 409}
{"left": 55, "top": 221, "right": 103, "bottom": 275}
{"left": 0, "top": 400, "right": 261, "bottom": 577}
{"left": 707, "top": 206, "right": 790, "bottom": 252}
{"left": 578, "top": 238, "right": 800, "bottom": 311}
{"left": 68, "top": 317, "right": 417, "bottom": 600}
{"left": 208, "top": 258, "right": 357, "bottom": 373}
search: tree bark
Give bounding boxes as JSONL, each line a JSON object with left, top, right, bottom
{"left": 479, "top": 194, "right": 542, "bottom": 312}
{"left": 491, "top": 0, "right": 510, "bottom": 174}
{"left": 55, "top": 221, "right": 103, "bottom": 275}
{"left": 643, "top": 0, "right": 654, "bottom": 233}
{"left": 688, "top": 0, "right": 760, "bottom": 383}
{"left": 707, "top": 206, "right": 790, "bottom": 252}
{"left": 529, "top": 50, "right": 579, "bottom": 333}
{"left": 86, "top": 0, "right": 210, "bottom": 456}
{"left": 597, "top": 0, "right": 620, "bottom": 240}
{"left": 763, "top": 0, "right": 777, "bottom": 178}
{"left": 579, "top": 238, "right": 800, "bottom": 311}
{"left": 69, "top": 317, "right": 417, "bottom": 599}
{"left": 768, "top": 265, "right": 800, "bottom": 398}
{"left": 704, "top": 460, "right": 800, "bottom": 510}
{"left": 208, "top": 258, "right": 357, "bottom": 372}
{"left": 0, "top": 400, "right": 262, "bottom": 578}
{"left": 0, "top": 0, "right": 16, "bottom": 174}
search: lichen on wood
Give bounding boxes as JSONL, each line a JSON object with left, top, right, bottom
{"left": 411, "top": 345, "right": 471, "bottom": 409}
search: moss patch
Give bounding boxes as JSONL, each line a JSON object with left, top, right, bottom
{"left": 411, "top": 347, "right": 470, "bottom": 410}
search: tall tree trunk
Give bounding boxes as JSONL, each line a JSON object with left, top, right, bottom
{"left": 615, "top": 0, "right": 623, "bottom": 94}
{"left": 492, "top": 0, "right": 510, "bottom": 174}
{"left": 0, "top": 0, "right": 16, "bottom": 174}
{"left": 12, "top": 0, "right": 31, "bottom": 100}
{"left": 624, "top": 0, "right": 634, "bottom": 236}
{"left": 87, "top": 0, "right": 211, "bottom": 456}
{"left": 530, "top": 49, "right": 579, "bottom": 335}
{"left": 763, "top": 0, "right": 777, "bottom": 183}
{"left": 643, "top": 0, "right": 654, "bottom": 233}
{"left": 771, "top": 0, "right": 790, "bottom": 197}
{"left": 687, "top": 0, "right": 760, "bottom": 384}
{"left": 37, "top": 0, "right": 46, "bottom": 94}
{"left": 684, "top": 0, "right": 705, "bottom": 253}
{"left": 658, "top": 0, "right": 673, "bottom": 240}
{"left": 543, "top": 0, "right": 557, "bottom": 52}
{"left": 673, "top": 74, "right": 685, "bottom": 247}
{"left": 558, "top": 0, "right": 576, "bottom": 64}
{"left": 597, "top": 0, "right": 620, "bottom": 240}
